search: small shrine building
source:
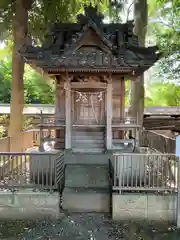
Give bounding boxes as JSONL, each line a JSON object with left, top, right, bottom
{"left": 20, "top": 5, "right": 159, "bottom": 153}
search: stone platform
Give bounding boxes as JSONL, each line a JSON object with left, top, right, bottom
{"left": 0, "top": 190, "right": 60, "bottom": 219}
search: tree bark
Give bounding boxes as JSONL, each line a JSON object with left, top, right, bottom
{"left": 8, "top": 0, "right": 32, "bottom": 136}
{"left": 128, "top": 0, "right": 148, "bottom": 137}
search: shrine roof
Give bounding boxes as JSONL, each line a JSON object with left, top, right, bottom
{"left": 20, "top": 4, "right": 160, "bottom": 76}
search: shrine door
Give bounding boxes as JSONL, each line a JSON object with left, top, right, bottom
{"left": 71, "top": 91, "right": 105, "bottom": 152}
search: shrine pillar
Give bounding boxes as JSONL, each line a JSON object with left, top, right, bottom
{"left": 119, "top": 77, "right": 125, "bottom": 139}
{"left": 120, "top": 78, "right": 125, "bottom": 119}
{"left": 55, "top": 79, "right": 60, "bottom": 149}
{"left": 65, "top": 77, "right": 71, "bottom": 149}
{"left": 106, "top": 82, "right": 112, "bottom": 149}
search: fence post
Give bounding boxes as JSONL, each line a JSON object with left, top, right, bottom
{"left": 7, "top": 136, "right": 10, "bottom": 152}
{"left": 39, "top": 111, "right": 44, "bottom": 151}
{"left": 177, "top": 157, "right": 180, "bottom": 228}
{"left": 176, "top": 135, "right": 180, "bottom": 228}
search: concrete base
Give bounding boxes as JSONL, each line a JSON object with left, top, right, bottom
{"left": 62, "top": 188, "right": 110, "bottom": 213}
{"left": 0, "top": 191, "right": 60, "bottom": 219}
{"left": 112, "top": 193, "right": 177, "bottom": 222}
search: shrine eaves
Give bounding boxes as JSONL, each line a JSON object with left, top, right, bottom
{"left": 20, "top": 4, "right": 160, "bottom": 77}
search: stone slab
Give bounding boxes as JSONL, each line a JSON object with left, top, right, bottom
{"left": 62, "top": 187, "right": 110, "bottom": 213}
{"left": 147, "top": 194, "right": 177, "bottom": 210}
{"left": 112, "top": 194, "right": 147, "bottom": 210}
{"left": 112, "top": 193, "right": 177, "bottom": 222}
{"left": 65, "top": 164, "right": 109, "bottom": 188}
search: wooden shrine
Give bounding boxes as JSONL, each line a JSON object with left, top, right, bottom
{"left": 20, "top": 5, "right": 159, "bottom": 152}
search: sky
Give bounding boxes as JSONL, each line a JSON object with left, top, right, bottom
{"left": 0, "top": 42, "right": 5, "bottom": 49}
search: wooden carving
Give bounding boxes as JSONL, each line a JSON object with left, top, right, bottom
{"left": 20, "top": 5, "right": 160, "bottom": 76}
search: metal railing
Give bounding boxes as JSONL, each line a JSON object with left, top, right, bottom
{"left": 142, "top": 130, "right": 176, "bottom": 153}
{"left": 113, "top": 153, "right": 178, "bottom": 193}
{"left": 0, "top": 151, "right": 64, "bottom": 191}
{"left": 56, "top": 151, "right": 64, "bottom": 184}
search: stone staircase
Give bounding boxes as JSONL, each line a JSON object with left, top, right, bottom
{"left": 71, "top": 128, "right": 105, "bottom": 153}
{"left": 62, "top": 153, "right": 111, "bottom": 212}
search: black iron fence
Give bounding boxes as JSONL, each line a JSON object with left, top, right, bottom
{"left": 113, "top": 153, "right": 178, "bottom": 193}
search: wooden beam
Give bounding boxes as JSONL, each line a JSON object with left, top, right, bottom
{"left": 48, "top": 72, "right": 129, "bottom": 78}
{"left": 65, "top": 77, "right": 71, "bottom": 149}
{"left": 55, "top": 79, "right": 60, "bottom": 117}
{"left": 120, "top": 78, "right": 125, "bottom": 119}
{"left": 106, "top": 82, "right": 112, "bottom": 149}
{"left": 70, "top": 82, "right": 107, "bottom": 89}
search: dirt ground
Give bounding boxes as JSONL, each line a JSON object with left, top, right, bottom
{"left": 0, "top": 213, "right": 180, "bottom": 240}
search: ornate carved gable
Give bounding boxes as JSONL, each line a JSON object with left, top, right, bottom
{"left": 62, "top": 28, "right": 112, "bottom": 57}
{"left": 20, "top": 4, "right": 160, "bottom": 76}
{"left": 61, "top": 16, "right": 113, "bottom": 55}
{"left": 56, "top": 46, "right": 117, "bottom": 68}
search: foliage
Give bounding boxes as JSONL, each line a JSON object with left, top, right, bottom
{"left": 0, "top": 125, "right": 6, "bottom": 137}
{"left": 0, "top": 115, "right": 8, "bottom": 137}
{"left": 0, "top": 0, "right": 110, "bottom": 43}
{"left": 0, "top": 114, "right": 35, "bottom": 137}
{"left": 145, "top": 82, "right": 180, "bottom": 106}
{"left": 0, "top": 57, "right": 12, "bottom": 102}
{"left": 107, "top": 0, "right": 127, "bottom": 22}
{"left": 0, "top": 52, "right": 55, "bottom": 104}
{"left": 24, "top": 65, "right": 55, "bottom": 104}
{"left": 148, "top": 0, "right": 180, "bottom": 80}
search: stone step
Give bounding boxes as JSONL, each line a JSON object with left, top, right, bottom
{"left": 72, "top": 142, "right": 105, "bottom": 148}
{"left": 72, "top": 132, "right": 104, "bottom": 137}
{"left": 72, "top": 148, "right": 105, "bottom": 153}
{"left": 62, "top": 187, "right": 110, "bottom": 213}
{"left": 71, "top": 136, "right": 104, "bottom": 140}
{"left": 64, "top": 152, "right": 110, "bottom": 164}
{"left": 64, "top": 164, "right": 109, "bottom": 189}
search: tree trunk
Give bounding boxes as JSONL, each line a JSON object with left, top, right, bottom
{"left": 8, "top": 0, "right": 32, "bottom": 137}
{"left": 128, "top": 0, "right": 148, "bottom": 130}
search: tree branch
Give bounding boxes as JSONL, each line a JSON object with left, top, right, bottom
{"left": 149, "top": 17, "right": 180, "bottom": 31}
{"left": 126, "top": 0, "right": 136, "bottom": 22}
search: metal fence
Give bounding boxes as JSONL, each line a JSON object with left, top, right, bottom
{"left": 0, "top": 151, "right": 64, "bottom": 191}
{"left": 113, "top": 153, "right": 178, "bottom": 193}
{"left": 142, "top": 130, "right": 176, "bottom": 153}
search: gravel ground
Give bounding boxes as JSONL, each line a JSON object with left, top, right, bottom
{"left": 0, "top": 213, "right": 180, "bottom": 240}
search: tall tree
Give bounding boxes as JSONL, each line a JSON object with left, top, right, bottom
{"left": 8, "top": 0, "right": 33, "bottom": 136}
{"left": 128, "top": 0, "right": 148, "bottom": 128}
